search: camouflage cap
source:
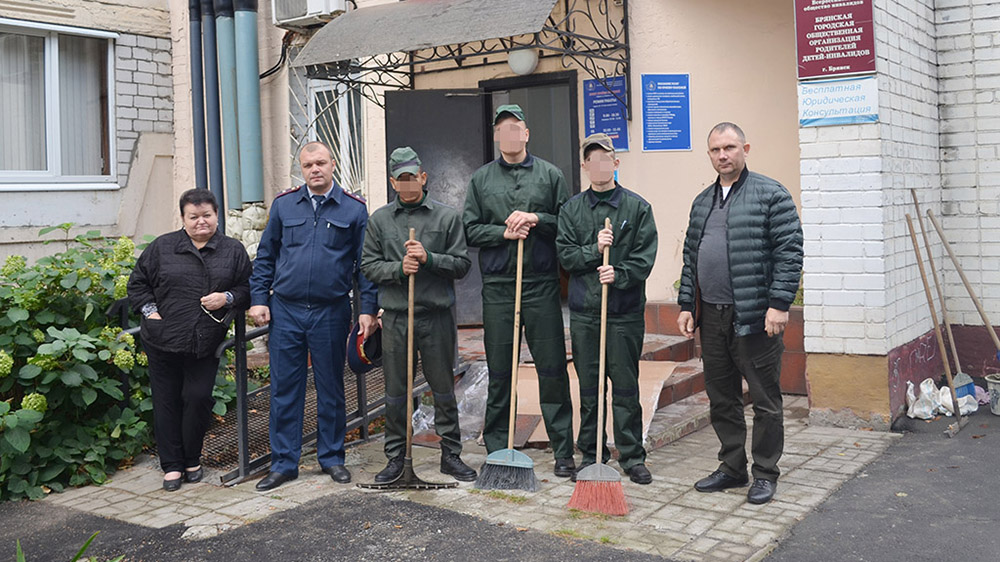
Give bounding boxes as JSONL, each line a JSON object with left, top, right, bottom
{"left": 581, "top": 132, "right": 615, "bottom": 154}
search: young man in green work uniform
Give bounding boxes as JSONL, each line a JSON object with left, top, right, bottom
{"left": 556, "top": 133, "right": 658, "bottom": 484}
{"left": 463, "top": 104, "right": 576, "bottom": 477}
{"left": 361, "top": 147, "right": 477, "bottom": 483}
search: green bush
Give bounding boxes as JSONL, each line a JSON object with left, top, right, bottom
{"left": 0, "top": 227, "right": 152, "bottom": 501}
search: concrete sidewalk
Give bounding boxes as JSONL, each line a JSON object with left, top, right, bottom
{"left": 27, "top": 395, "right": 899, "bottom": 561}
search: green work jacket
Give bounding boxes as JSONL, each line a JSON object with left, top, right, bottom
{"left": 463, "top": 153, "right": 569, "bottom": 284}
{"left": 361, "top": 194, "right": 471, "bottom": 313}
{"left": 556, "top": 183, "right": 658, "bottom": 317}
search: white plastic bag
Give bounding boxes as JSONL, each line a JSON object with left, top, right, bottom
{"left": 937, "top": 386, "right": 979, "bottom": 416}
{"left": 907, "top": 378, "right": 940, "bottom": 419}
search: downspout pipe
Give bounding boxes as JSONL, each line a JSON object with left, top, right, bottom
{"left": 188, "top": 0, "right": 207, "bottom": 190}
{"left": 201, "top": 0, "right": 226, "bottom": 232}
{"left": 234, "top": 0, "right": 264, "bottom": 203}
{"left": 215, "top": 0, "right": 243, "bottom": 210}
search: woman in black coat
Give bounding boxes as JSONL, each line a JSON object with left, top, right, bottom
{"left": 128, "top": 189, "right": 252, "bottom": 491}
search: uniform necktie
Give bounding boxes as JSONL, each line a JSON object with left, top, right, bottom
{"left": 313, "top": 194, "right": 324, "bottom": 212}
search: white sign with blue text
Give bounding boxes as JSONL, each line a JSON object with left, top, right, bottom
{"left": 798, "top": 76, "right": 878, "bottom": 127}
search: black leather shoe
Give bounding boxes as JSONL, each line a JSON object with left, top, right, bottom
{"left": 440, "top": 453, "right": 477, "bottom": 482}
{"left": 323, "top": 465, "right": 352, "bottom": 484}
{"left": 184, "top": 467, "right": 203, "bottom": 484}
{"left": 747, "top": 478, "right": 777, "bottom": 504}
{"left": 554, "top": 457, "right": 576, "bottom": 478}
{"left": 569, "top": 462, "right": 594, "bottom": 483}
{"left": 375, "top": 456, "right": 404, "bottom": 483}
{"left": 695, "top": 470, "right": 749, "bottom": 492}
{"left": 625, "top": 464, "right": 653, "bottom": 485}
{"left": 162, "top": 477, "right": 182, "bottom": 492}
{"left": 256, "top": 471, "right": 296, "bottom": 491}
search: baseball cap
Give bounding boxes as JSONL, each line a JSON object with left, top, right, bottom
{"left": 582, "top": 132, "right": 615, "bottom": 154}
{"left": 493, "top": 104, "right": 526, "bottom": 126}
{"left": 388, "top": 146, "right": 421, "bottom": 179}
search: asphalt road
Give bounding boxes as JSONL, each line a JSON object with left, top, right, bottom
{"left": 0, "top": 490, "right": 671, "bottom": 562}
{"left": 768, "top": 410, "right": 999, "bottom": 562}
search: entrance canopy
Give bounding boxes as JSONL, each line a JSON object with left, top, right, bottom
{"left": 291, "top": 0, "right": 632, "bottom": 117}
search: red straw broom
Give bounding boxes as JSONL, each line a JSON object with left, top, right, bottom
{"left": 567, "top": 218, "right": 628, "bottom": 516}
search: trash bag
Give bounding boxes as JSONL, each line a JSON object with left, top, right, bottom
{"left": 975, "top": 385, "right": 990, "bottom": 406}
{"left": 410, "top": 361, "right": 489, "bottom": 442}
{"left": 907, "top": 378, "right": 940, "bottom": 419}
{"left": 937, "top": 386, "right": 979, "bottom": 416}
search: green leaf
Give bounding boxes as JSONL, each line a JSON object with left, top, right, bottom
{"left": 84, "top": 302, "right": 94, "bottom": 319}
{"left": 14, "top": 333, "right": 35, "bottom": 346}
{"left": 110, "top": 424, "right": 121, "bottom": 439}
{"left": 4, "top": 415, "right": 18, "bottom": 428}
{"left": 25, "top": 485, "right": 45, "bottom": 500}
{"left": 39, "top": 464, "right": 65, "bottom": 482}
{"left": 60, "top": 371, "right": 83, "bottom": 386}
{"left": 35, "top": 309, "right": 54, "bottom": 323}
{"left": 98, "top": 349, "right": 111, "bottom": 360}
{"left": 18, "top": 365, "right": 41, "bottom": 381}
{"left": 40, "top": 371, "right": 59, "bottom": 385}
{"left": 60, "top": 271, "right": 79, "bottom": 289}
{"left": 0, "top": 402, "right": 9, "bottom": 415}
{"left": 72, "top": 532, "right": 101, "bottom": 562}
{"left": 7, "top": 476, "right": 28, "bottom": 493}
{"left": 15, "top": 409, "right": 43, "bottom": 425}
{"left": 72, "top": 348, "right": 96, "bottom": 362}
{"left": 212, "top": 402, "right": 227, "bottom": 416}
{"left": 4, "top": 426, "right": 30, "bottom": 453}
{"left": 77, "top": 277, "right": 92, "bottom": 292}
{"left": 80, "top": 387, "right": 97, "bottom": 406}
{"left": 72, "top": 363, "right": 99, "bottom": 381}
{"left": 7, "top": 308, "right": 29, "bottom": 322}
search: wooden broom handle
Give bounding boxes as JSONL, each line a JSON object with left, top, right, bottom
{"left": 507, "top": 238, "right": 525, "bottom": 449}
{"left": 406, "top": 228, "right": 416, "bottom": 456}
{"left": 595, "top": 218, "right": 611, "bottom": 464}
{"left": 927, "top": 210, "right": 1000, "bottom": 352}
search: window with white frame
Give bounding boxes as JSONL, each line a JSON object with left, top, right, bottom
{"left": 0, "top": 19, "right": 116, "bottom": 188}
{"left": 308, "top": 80, "right": 364, "bottom": 194}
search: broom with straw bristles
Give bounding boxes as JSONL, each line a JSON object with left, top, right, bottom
{"left": 474, "top": 238, "right": 539, "bottom": 491}
{"left": 567, "top": 218, "right": 628, "bottom": 516}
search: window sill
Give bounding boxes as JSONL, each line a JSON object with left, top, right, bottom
{"left": 0, "top": 182, "right": 121, "bottom": 193}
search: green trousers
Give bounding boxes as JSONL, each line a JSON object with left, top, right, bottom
{"left": 570, "top": 312, "right": 646, "bottom": 470}
{"left": 382, "top": 308, "right": 461, "bottom": 459}
{"left": 481, "top": 280, "right": 574, "bottom": 459}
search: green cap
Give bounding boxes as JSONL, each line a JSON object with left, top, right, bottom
{"left": 493, "top": 104, "right": 526, "bottom": 126}
{"left": 582, "top": 132, "right": 615, "bottom": 154}
{"left": 388, "top": 146, "right": 421, "bottom": 179}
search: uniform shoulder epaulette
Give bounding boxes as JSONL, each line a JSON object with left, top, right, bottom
{"left": 275, "top": 185, "right": 302, "bottom": 199}
{"left": 343, "top": 188, "right": 366, "bottom": 205}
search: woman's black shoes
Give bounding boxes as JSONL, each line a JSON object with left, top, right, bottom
{"left": 184, "top": 466, "right": 204, "bottom": 483}
{"left": 162, "top": 476, "right": 183, "bottom": 492}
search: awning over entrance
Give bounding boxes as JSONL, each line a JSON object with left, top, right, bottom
{"left": 293, "top": 0, "right": 558, "bottom": 68}
{"left": 291, "top": 0, "right": 632, "bottom": 117}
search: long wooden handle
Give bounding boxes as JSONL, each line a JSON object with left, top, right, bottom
{"left": 927, "top": 210, "right": 1000, "bottom": 352}
{"left": 595, "top": 218, "right": 611, "bottom": 464}
{"left": 911, "top": 190, "right": 962, "bottom": 373}
{"left": 906, "top": 215, "right": 961, "bottom": 419}
{"left": 406, "top": 228, "right": 416, "bottom": 456}
{"left": 507, "top": 238, "right": 525, "bottom": 449}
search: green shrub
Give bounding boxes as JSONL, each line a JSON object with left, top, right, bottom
{"left": 0, "top": 227, "right": 151, "bottom": 501}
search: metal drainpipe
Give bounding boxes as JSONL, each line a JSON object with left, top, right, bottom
{"left": 188, "top": 0, "right": 207, "bottom": 190}
{"left": 201, "top": 0, "right": 226, "bottom": 233}
{"left": 234, "top": 0, "right": 264, "bottom": 203}
{"left": 215, "top": 0, "right": 243, "bottom": 210}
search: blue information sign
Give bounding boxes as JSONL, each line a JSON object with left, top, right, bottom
{"left": 583, "top": 76, "right": 629, "bottom": 151}
{"left": 641, "top": 74, "right": 691, "bottom": 151}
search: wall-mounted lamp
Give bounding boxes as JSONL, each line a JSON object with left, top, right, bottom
{"left": 507, "top": 49, "right": 539, "bottom": 76}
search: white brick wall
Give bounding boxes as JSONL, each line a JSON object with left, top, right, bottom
{"left": 801, "top": 0, "right": 941, "bottom": 355}
{"left": 115, "top": 34, "right": 174, "bottom": 188}
{"left": 937, "top": 0, "right": 1000, "bottom": 327}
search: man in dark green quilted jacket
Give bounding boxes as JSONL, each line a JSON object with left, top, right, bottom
{"left": 676, "top": 122, "right": 803, "bottom": 505}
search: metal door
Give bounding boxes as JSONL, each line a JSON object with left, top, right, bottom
{"left": 384, "top": 89, "right": 490, "bottom": 325}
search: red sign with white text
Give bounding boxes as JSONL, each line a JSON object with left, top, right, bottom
{"left": 795, "top": 0, "right": 876, "bottom": 80}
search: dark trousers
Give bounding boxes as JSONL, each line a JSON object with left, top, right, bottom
{"left": 146, "top": 347, "right": 219, "bottom": 473}
{"left": 570, "top": 312, "right": 646, "bottom": 470}
{"left": 382, "top": 308, "right": 461, "bottom": 459}
{"left": 268, "top": 295, "right": 351, "bottom": 476}
{"left": 700, "top": 302, "right": 785, "bottom": 482}
{"left": 481, "top": 280, "right": 574, "bottom": 459}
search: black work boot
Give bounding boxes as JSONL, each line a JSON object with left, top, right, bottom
{"left": 554, "top": 457, "right": 576, "bottom": 477}
{"left": 375, "top": 455, "right": 404, "bottom": 483}
{"left": 440, "top": 452, "right": 477, "bottom": 482}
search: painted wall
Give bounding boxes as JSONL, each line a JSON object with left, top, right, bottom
{"left": 359, "top": 0, "right": 802, "bottom": 303}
